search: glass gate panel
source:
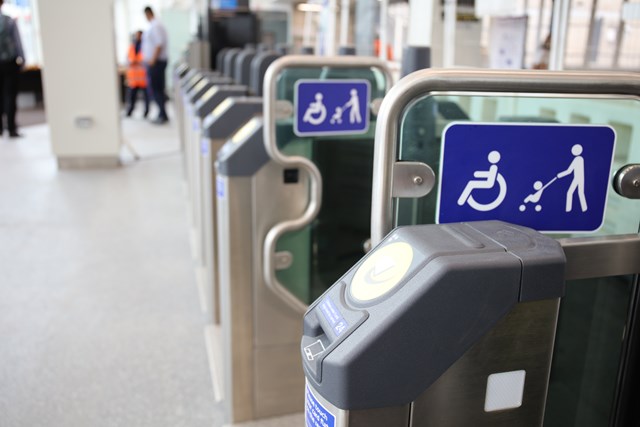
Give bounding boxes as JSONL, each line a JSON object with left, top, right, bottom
{"left": 395, "top": 93, "right": 640, "bottom": 427}
{"left": 274, "top": 66, "right": 388, "bottom": 304}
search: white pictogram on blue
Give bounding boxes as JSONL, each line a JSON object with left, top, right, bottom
{"left": 438, "top": 123, "right": 616, "bottom": 233}
{"left": 295, "top": 80, "right": 370, "bottom": 136}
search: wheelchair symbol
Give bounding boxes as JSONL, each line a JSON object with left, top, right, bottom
{"left": 457, "top": 151, "right": 508, "bottom": 212}
{"left": 303, "top": 93, "right": 327, "bottom": 125}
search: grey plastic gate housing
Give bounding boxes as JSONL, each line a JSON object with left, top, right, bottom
{"left": 202, "top": 97, "right": 262, "bottom": 139}
{"left": 301, "top": 221, "right": 565, "bottom": 410}
{"left": 194, "top": 85, "right": 247, "bottom": 118}
{"left": 250, "top": 52, "right": 281, "bottom": 96}
{"left": 216, "top": 117, "right": 270, "bottom": 177}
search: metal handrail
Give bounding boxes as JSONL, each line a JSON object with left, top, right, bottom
{"left": 262, "top": 55, "right": 394, "bottom": 314}
{"left": 562, "top": 234, "right": 640, "bottom": 280}
{"left": 370, "top": 68, "right": 640, "bottom": 245}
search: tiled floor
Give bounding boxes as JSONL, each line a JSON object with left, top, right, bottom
{"left": 0, "top": 112, "right": 305, "bottom": 427}
{"left": 0, "top": 117, "right": 221, "bottom": 426}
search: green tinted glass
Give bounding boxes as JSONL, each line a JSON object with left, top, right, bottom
{"left": 396, "top": 94, "right": 640, "bottom": 426}
{"left": 274, "top": 66, "right": 388, "bottom": 304}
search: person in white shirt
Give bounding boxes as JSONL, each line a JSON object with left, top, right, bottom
{"left": 142, "top": 6, "right": 169, "bottom": 124}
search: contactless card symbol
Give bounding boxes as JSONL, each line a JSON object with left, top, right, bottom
{"left": 350, "top": 242, "right": 414, "bottom": 302}
{"left": 304, "top": 340, "right": 326, "bottom": 361}
{"left": 363, "top": 255, "right": 397, "bottom": 285}
{"left": 295, "top": 80, "right": 370, "bottom": 136}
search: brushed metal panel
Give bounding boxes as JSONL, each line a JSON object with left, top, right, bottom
{"left": 217, "top": 176, "right": 256, "bottom": 423}
{"left": 348, "top": 405, "right": 411, "bottom": 427}
{"left": 560, "top": 235, "right": 640, "bottom": 280}
{"left": 191, "top": 120, "right": 205, "bottom": 266}
{"left": 184, "top": 105, "right": 195, "bottom": 225}
{"left": 410, "top": 299, "right": 559, "bottom": 427}
{"left": 254, "top": 344, "right": 306, "bottom": 418}
{"left": 253, "top": 162, "right": 310, "bottom": 348}
{"left": 201, "top": 137, "right": 227, "bottom": 324}
{"left": 201, "top": 137, "right": 215, "bottom": 321}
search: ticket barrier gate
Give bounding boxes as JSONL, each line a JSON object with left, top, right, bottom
{"left": 179, "top": 71, "right": 225, "bottom": 185}
{"left": 186, "top": 84, "right": 248, "bottom": 267}
{"left": 181, "top": 74, "right": 232, "bottom": 214}
{"left": 179, "top": 70, "right": 227, "bottom": 150}
{"left": 222, "top": 48, "right": 242, "bottom": 79}
{"left": 172, "top": 63, "right": 191, "bottom": 175}
{"left": 233, "top": 47, "right": 256, "bottom": 87}
{"left": 302, "top": 221, "right": 640, "bottom": 427}
{"left": 200, "top": 97, "right": 262, "bottom": 323}
{"left": 367, "top": 69, "right": 640, "bottom": 426}
{"left": 303, "top": 221, "right": 565, "bottom": 426}
{"left": 250, "top": 51, "right": 281, "bottom": 96}
{"left": 177, "top": 68, "right": 202, "bottom": 147}
{"left": 215, "top": 48, "right": 229, "bottom": 72}
{"left": 215, "top": 56, "right": 393, "bottom": 423}
{"left": 198, "top": 52, "right": 283, "bottom": 323}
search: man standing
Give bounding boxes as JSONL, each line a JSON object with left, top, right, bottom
{"left": 0, "top": 0, "right": 25, "bottom": 138}
{"left": 142, "top": 6, "right": 168, "bottom": 124}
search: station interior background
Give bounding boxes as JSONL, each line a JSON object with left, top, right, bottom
{"left": 2, "top": 0, "right": 640, "bottom": 426}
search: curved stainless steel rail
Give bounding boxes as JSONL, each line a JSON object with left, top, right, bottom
{"left": 371, "top": 69, "right": 640, "bottom": 245}
{"left": 263, "top": 55, "right": 394, "bottom": 314}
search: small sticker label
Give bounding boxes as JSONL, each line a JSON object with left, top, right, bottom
{"left": 319, "top": 297, "right": 348, "bottom": 336}
{"left": 193, "top": 117, "right": 199, "bottom": 131}
{"left": 305, "top": 385, "right": 336, "bottom": 427}
{"left": 201, "top": 139, "right": 209, "bottom": 156}
{"left": 216, "top": 177, "right": 224, "bottom": 198}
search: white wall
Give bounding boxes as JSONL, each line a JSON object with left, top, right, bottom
{"left": 37, "top": 0, "right": 122, "bottom": 165}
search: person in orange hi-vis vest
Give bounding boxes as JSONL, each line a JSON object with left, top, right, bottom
{"left": 126, "top": 31, "right": 149, "bottom": 118}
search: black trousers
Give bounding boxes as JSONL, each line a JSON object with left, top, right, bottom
{"left": 126, "top": 86, "right": 150, "bottom": 116}
{"left": 0, "top": 60, "right": 19, "bottom": 134}
{"left": 146, "top": 60, "right": 168, "bottom": 120}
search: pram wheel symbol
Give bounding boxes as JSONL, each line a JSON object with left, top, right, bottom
{"left": 520, "top": 180, "right": 550, "bottom": 212}
{"left": 466, "top": 174, "right": 507, "bottom": 211}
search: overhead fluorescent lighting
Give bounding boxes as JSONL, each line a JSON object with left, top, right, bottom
{"left": 298, "top": 3, "right": 323, "bottom": 12}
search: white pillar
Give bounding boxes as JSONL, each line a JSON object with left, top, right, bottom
{"left": 340, "top": 0, "right": 350, "bottom": 47}
{"left": 442, "top": 0, "right": 456, "bottom": 67}
{"left": 379, "top": 0, "right": 389, "bottom": 60}
{"left": 325, "top": 0, "right": 338, "bottom": 56}
{"left": 36, "top": 0, "right": 122, "bottom": 168}
{"left": 549, "top": 0, "right": 571, "bottom": 71}
{"left": 303, "top": 10, "right": 314, "bottom": 47}
{"left": 408, "top": 0, "right": 433, "bottom": 46}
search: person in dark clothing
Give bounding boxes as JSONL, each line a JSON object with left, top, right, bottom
{"left": 126, "top": 31, "right": 149, "bottom": 118}
{"left": 0, "top": 0, "right": 24, "bottom": 138}
{"left": 141, "top": 6, "right": 169, "bottom": 124}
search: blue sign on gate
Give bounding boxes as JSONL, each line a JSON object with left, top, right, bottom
{"left": 438, "top": 123, "right": 616, "bottom": 233}
{"left": 295, "top": 79, "right": 370, "bottom": 137}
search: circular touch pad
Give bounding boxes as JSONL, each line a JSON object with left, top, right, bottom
{"left": 350, "top": 242, "right": 414, "bottom": 302}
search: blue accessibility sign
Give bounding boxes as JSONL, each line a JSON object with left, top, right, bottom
{"left": 295, "top": 79, "right": 370, "bottom": 137}
{"left": 438, "top": 123, "right": 616, "bottom": 233}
